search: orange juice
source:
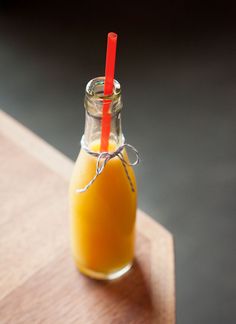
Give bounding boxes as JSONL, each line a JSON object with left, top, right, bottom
{"left": 69, "top": 140, "right": 137, "bottom": 279}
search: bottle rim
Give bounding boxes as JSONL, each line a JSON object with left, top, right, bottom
{"left": 84, "top": 76, "right": 122, "bottom": 117}
{"left": 85, "top": 76, "right": 121, "bottom": 101}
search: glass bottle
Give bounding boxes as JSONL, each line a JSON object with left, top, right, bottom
{"left": 69, "top": 77, "right": 137, "bottom": 280}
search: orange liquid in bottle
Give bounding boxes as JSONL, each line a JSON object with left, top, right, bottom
{"left": 69, "top": 140, "right": 137, "bottom": 279}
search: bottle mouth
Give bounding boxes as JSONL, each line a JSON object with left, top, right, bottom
{"left": 84, "top": 76, "right": 122, "bottom": 117}
{"left": 86, "top": 76, "right": 121, "bottom": 100}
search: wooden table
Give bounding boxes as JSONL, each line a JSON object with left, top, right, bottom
{"left": 0, "top": 110, "right": 175, "bottom": 324}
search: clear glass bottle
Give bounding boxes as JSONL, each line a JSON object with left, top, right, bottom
{"left": 69, "top": 77, "right": 137, "bottom": 280}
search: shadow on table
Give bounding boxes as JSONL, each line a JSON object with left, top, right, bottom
{"left": 83, "top": 259, "right": 154, "bottom": 322}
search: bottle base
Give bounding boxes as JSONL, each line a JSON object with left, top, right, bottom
{"left": 76, "top": 262, "right": 133, "bottom": 280}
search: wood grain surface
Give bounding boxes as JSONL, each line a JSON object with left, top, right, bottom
{"left": 0, "top": 110, "right": 175, "bottom": 324}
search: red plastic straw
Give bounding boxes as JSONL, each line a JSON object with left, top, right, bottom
{"left": 100, "top": 32, "right": 118, "bottom": 152}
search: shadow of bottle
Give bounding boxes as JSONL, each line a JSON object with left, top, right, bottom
{"left": 82, "top": 259, "right": 154, "bottom": 323}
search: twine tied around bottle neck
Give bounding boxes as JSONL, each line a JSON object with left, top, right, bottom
{"left": 76, "top": 136, "right": 140, "bottom": 194}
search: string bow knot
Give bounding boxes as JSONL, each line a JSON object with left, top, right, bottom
{"left": 76, "top": 139, "right": 139, "bottom": 194}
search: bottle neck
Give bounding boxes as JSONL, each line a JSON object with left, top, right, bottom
{"left": 83, "top": 77, "right": 123, "bottom": 150}
{"left": 84, "top": 110, "right": 123, "bottom": 148}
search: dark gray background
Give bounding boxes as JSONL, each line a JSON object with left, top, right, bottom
{"left": 0, "top": 1, "right": 236, "bottom": 323}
